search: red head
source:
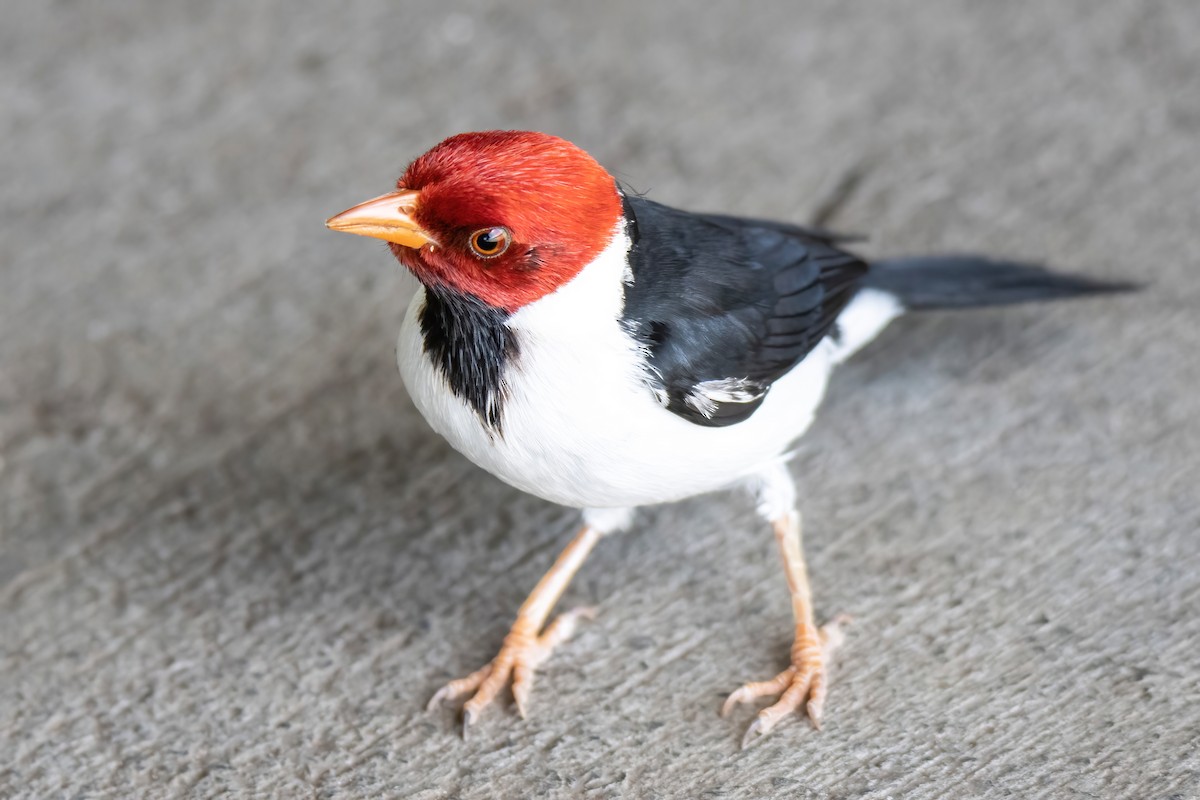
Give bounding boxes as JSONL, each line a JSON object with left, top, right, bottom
{"left": 327, "top": 131, "right": 624, "bottom": 312}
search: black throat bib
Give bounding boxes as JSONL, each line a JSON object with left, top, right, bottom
{"left": 417, "top": 286, "right": 518, "bottom": 432}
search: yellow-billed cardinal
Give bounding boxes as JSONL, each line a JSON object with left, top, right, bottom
{"left": 326, "top": 130, "right": 1129, "bottom": 746}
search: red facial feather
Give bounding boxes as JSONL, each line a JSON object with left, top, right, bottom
{"left": 391, "top": 131, "right": 623, "bottom": 312}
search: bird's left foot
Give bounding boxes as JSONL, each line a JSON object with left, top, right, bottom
{"left": 721, "top": 614, "right": 849, "bottom": 747}
{"left": 427, "top": 606, "right": 596, "bottom": 727}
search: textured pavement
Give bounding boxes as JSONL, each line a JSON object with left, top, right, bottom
{"left": 3, "top": 2, "right": 1199, "bottom": 798}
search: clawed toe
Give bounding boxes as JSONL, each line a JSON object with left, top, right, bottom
{"left": 427, "top": 606, "right": 596, "bottom": 727}
{"left": 723, "top": 616, "right": 848, "bottom": 747}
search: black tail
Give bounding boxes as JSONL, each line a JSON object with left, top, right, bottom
{"left": 866, "top": 256, "right": 1137, "bottom": 310}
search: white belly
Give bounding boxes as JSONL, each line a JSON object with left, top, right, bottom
{"left": 395, "top": 229, "right": 839, "bottom": 509}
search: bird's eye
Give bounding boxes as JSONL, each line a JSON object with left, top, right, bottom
{"left": 469, "top": 227, "right": 511, "bottom": 259}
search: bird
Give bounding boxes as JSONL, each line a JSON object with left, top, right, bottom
{"left": 325, "top": 130, "right": 1130, "bottom": 747}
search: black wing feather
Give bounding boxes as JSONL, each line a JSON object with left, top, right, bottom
{"left": 620, "top": 195, "right": 867, "bottom": 427}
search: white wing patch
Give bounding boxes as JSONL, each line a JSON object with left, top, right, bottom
{"left": 683, "top": 377, "right": 766, "bottom": 418}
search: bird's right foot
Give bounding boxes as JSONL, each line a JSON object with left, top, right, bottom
{"left": 427, "top": 606, "right": 595, "bottom": 727}
{"left": 721, "top": 615, "right": 849, "bottom": 748}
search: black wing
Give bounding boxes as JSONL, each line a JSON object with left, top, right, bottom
{"left": 620, "top": 195, "right": 868, "bottom": 427}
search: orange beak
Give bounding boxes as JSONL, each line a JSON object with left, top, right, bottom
{"left": 325, "top": 189, "right": 433, "bottom": 249}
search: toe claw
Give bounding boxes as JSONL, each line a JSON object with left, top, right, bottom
{"left": 512, "top": 665, "right": 533, "bottom": 719}
{"left": 740, "top": 717, "right": 766, "bottom": 750}
{"left": 806, "top": 700, "right": 823, "bottom": 730}
{"left": 721, "top": 685, "right": 755, "bottom": 718}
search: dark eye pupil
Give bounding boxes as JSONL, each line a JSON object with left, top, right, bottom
{"left": 477, "top": 228, "right": 507, "bottom": 251}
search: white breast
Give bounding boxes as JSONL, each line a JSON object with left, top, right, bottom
{"left": 396, "top": 225, "right": 885, "bottom": 511}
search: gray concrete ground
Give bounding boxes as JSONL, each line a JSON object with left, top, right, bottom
{"left": 2, "top": 2, "right": 1198, "bottom": 798}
